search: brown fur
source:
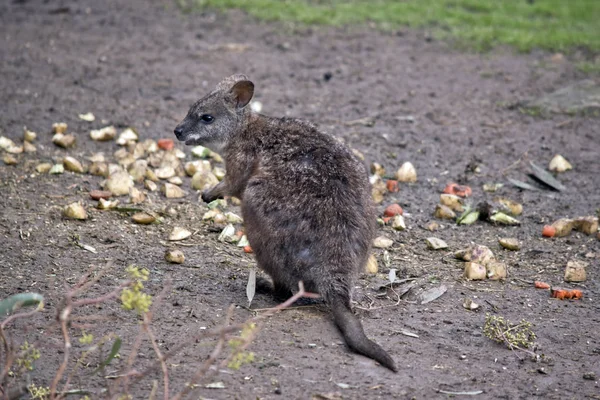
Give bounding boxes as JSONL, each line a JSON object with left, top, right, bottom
{"left": 174, "top": 75, "right": 397, "bottom": 372}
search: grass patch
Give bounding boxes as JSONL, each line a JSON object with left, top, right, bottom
{"left": 177, "top": 0, "right": 600, "bottom": 53}
{"left": 576, "top": 60, "right": 600, "bottom": 75}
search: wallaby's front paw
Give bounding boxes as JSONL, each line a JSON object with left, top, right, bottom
{"left": 201, "top": 190, "right": 220, "bottom": 203}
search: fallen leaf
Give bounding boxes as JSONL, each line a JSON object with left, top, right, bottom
{"left": 397, "top": 329, "right": 419, "bottom": 338}
{"left": 438, "top": 389, "right": 483, "bottom": 396}
{"left": 246, "top": 269, "right": 256, "bottom": 306}
{"left": 529, "top": 161, "right": 566, "bottom": 191}
{"left": 507, "top": 178, "right": 539, "bottom": 191}
{"left": 388, "top": 268, "right": 397, "bottom": 284}
{"left": 205, "top": 382, "right": 225, "bottom": 389}
{"left": 419, "top": 285, "right": 447, "bottom": 304}
{"left": 344, "top": 116, "right": 376, "bottom": 127}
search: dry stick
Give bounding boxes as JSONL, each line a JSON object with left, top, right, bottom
{"left": 171, "top": 305, "right": 235, "bottom": 400}
{"left": 498, "top": 329, "right": 539, "bottom": 360}
{"left": 50, "top": 278, "right": 133, "bottom": 399}
{"left": 129, "top": 324, "right": 248, "bottom": 385}
{"left": 0, "top": 307, "right": 44, "bottom": 385}
{"left": 178, "top": 287, "right": 311, "bottom": 399}
{"left": 59, "top": 283, "right": 131, "bottom": 398}
{"left": 500, "top": 150, "right": 529, "bottom": 176}
{"left": 70, "top": 283, "right": 131, "bottom": 308}
{"left": 145, "top": 282, "right": 172, "bottom": 400}
{"left": 70, "top": 263, "right": 116, "bottom": 297}
{"left": 50, "top": 306, "right": 72, "bottom": 399}
{"left": 354, "top": 284, "right": 410, "bottom": 311}
{"left": 130, "top": 282, "right": 318, "bottom": 391}
{"left": 143, "top": 316, "right": 169, "bottom": 400}
{"left": 64, "top": 333, "right": 117, "bottom": 397}
{"left": 116, "top": 279, "right": 171, "bottom": 398}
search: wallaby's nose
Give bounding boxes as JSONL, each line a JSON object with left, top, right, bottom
{"left": 174, "top": 127, "right": 184, "bottom": 137}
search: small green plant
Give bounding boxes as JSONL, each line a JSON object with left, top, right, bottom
{"left": 78, "top": 331, "right": 94, "bottom": 345}
{"left": 121, "top": 266, "right": 152, "bottom": 314}
{"left": 15, "top": 341, "right": 41, "bottom": 372}
{"left": 483, "top": 314, "right": 538, "bottom": 358}
{"left": 28, "top": 383, "right": 51, "bottom": 399}
{"left": 576, "top": 60, "right": 600, "bottom": 75}
{"left": 227, "top": 322, "right": 257, "bottom": 370}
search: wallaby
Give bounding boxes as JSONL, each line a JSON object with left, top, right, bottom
{"left": 174, "top": 74, "right": 397, "bottom": 372}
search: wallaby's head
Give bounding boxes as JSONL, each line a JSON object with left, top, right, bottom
{"left": 174, "top": 74, "right": 254, "bottom": 152}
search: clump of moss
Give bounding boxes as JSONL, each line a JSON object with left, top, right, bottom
{"left": 483, "top": 314, "right": 538, "bottom": 359}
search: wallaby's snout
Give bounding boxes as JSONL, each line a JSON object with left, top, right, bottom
{"left": 173, "top": 126, "right": 185, "bottom": 140}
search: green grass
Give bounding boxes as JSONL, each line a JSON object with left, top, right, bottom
{"left": 576, "top": 60, "right": 600, "bottom": 75}
{"left": 177, "top": 0, "right": 600, "bottom": 53}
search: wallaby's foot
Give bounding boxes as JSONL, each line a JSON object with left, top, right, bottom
{"left": 256, "top": 277, "right": 322, "bottom": 306}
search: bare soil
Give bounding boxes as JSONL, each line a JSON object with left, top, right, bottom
{"left": 1, "top": 1, "right": 599, "bottom": 399}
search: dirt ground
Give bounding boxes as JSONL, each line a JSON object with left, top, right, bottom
{"left": 1, "top": 0, "right": 599, "bottom": 399}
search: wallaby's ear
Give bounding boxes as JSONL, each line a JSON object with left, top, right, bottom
{"left": 229, "top": 80, "right": 254, "bottom": 109}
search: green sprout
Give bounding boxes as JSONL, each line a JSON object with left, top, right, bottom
{"left": 15, "top": 341, "right": 40, "bottom": 372}
{"left": 78, "top": 331, "right": 94, "bottom": 345}
{"left": 121, "top": 266, "right": 152, "bottom": 314}
{"left": 28, "top": 383, "right": 50, "bottom": 399}
{"left": 227, "top": 322, "right": 257, "bottom": 370}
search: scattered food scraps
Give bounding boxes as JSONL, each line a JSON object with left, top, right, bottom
{"left": 434, "top": 204, "right": 456, "bottom": 220}
{"left": 165, "top": 249, "right": 185, "bottom": 264}
{"left": 498, "top": 238, "right": 520, "bottom": 251}
{"left": 396, "top": 161, "right": 417, "bottom": 182}
{"left": 386, "top": 179, "right": 399, "bottom": 193}
{"left": 564, "top": 260, "right": 587, "bottom": 282}
{"left": 443, "top": 183, "right": 472, "bottom": 198}
{"left": 158, "top": 138, "right": 174, "bottom": 151}
{"left": 78, "top": 112, "right": 96, "bottom": 122}
{"left": 426, "top": 237, "right": 448, "bottom": 250}
{"left": 551, "top": 288, "right": 582, "bottom": 300}
{"left": 548, "top": 154, "right": 572, "bottom": 173}
{"left": 534, "top": 281, "right": 550, "bottom": 289}
{"left": 384, "top": 203, "right": 403, "bottom": 217}
{"left": 542, "top": 225, "right": 556, "bottom": 237}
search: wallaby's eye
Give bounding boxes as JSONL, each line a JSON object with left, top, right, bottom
{"left": 200, "top": 114, "right": 214, "bottom": 124}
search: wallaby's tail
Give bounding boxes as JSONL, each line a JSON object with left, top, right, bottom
{"left": 331, "top": 301, "right": 397, "bottom": 372}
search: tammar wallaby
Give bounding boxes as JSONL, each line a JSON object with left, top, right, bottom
{"left": 174, "top": 74, "right": 397, "bottom": 372}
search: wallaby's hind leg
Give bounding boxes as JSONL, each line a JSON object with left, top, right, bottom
{"left": 255, "top": 276, "right": 293, "bottom": 300}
